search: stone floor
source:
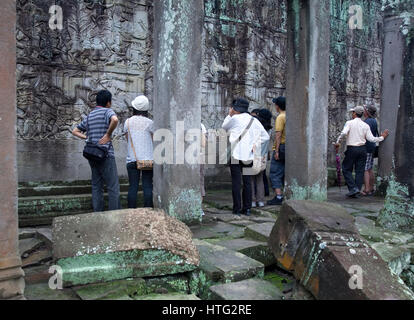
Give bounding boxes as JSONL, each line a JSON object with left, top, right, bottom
{"left": 20, "top": 187, "right": 414, "bottom": 300}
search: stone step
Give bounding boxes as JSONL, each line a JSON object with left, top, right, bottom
{"left": 194, "top": 239, "right": 264, "bottom": 284}
{"left": 215, "top": 238, "right": 276, "bottom": 267}
{"left": 244, "top": 222, "right": 274, "bottom": 242}
{"left": 18, "top": 192, "right": 143, "bottom": 227}
{"left": 209, "top": 278, "right": 284, "bottom": 300}
{"left": 371, "top": 243, "right": 412, "bottom": 276}
{"left": 190, "top": 221, "right": 245, "bottom": 240}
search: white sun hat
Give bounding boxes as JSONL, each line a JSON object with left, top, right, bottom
{"left": 131, "top": 95, "right": 149, "bottom": 111}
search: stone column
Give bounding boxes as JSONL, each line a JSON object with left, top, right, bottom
{"left": 378, "top": 7, "right": 414, "bottom": 232}
{"left": 0, "top": 0, "right": 25, "bottom": 300}
{"left": 377, "top": 16, "right": 405, "bottom": 194}
{"left": 152, "top": 0, "right": 203, "bottom": 224}
{"left": 285, "top": 0, "right": 331, "bottom": 201}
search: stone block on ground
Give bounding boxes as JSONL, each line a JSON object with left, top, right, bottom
{"left": 245, "top": 223, "right": 274, "bottom": 242}
{"left": 371, "top": 243, "right": 411, "bottom": 276}
{"left": 217, "top": 238, "right": 276, "bottom": 267}
{"left": 249, "top": 217, "right": 277, "bottom": 224}
{"left": 209, "top": 278, "right": 283, "bottom": 300}
{"left": 358, "top": 224, "right": 414, "bottom": 245}
{"left": 195, "top": 239, "right": 264, "bottom": 283}
{"left": 134, "top": 293, "right": 200, "bottom": 300}
{"left": 19, "top": 238, "right": 44, "bottom": 257}
{"left": 190, "top": 222, "right": 245, "bottom": 240}
{"left": 53, "top": 209, "right": 199, "bottom": 287}
{"left": 22, "top": 248, "right": 52, "bottom": 267}
{"left": 25, "top": 283, "right": 80, "bottom": 300}
{"left": 268, "top": 200, "right": 414, "bottom": 300}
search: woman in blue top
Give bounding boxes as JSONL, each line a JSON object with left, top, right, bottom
{"left": 362, "top": 106, "right": 379, "bottom": 196}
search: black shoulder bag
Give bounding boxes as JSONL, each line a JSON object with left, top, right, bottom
{"left": 82, "top": 110, "right": 109, "bottom": 163}
{"left": 373, "top": 127, "right": 379, "bottom": 159}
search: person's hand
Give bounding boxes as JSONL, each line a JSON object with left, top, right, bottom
{"left": 229, "top": 107, "right": 235, "bottom": 117}
{"left": 274, "top": 151, "right": 280, "bottom": 161}
{"left": 334, "top": 142, "right": 340, "bottom": 151}
{"left": 99, "top": 133, "right": 112, "bottom": 145}
{"left": 381, "top": 129, "right": 390, "bottom": 139}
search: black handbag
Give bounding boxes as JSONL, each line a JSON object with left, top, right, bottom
{"left": 82, "top": 111, "right": 109, "bottom": 163}
{"left": 373, "top": 127, "right": 379, "bottom": 159}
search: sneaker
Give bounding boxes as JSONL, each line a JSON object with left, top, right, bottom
{"left": 267, "top": 197, "right": 283, "bottom": 206}
{"left": 346, "top": 188, "right": 360, "bottom": 198}
{"left": 233, "top": 210, "right": 241, "bottom": 216}
{"left": 243, "top": 209, "right": 251, "bottom": 217}
{"left": 201, "top": 210, "right": 205, "bottom": 216}
{"left": 252, "top": 202, "right": 257, "bottom": 208}
{"left": 258, "top": 202, "right": 265, "bottom": 207}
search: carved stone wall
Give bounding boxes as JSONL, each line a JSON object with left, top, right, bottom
{"left": 16, "top": 0, "right": 384, "bottom": 182}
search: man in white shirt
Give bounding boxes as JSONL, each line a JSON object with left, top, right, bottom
{"left": 335, "top": 106, "right": 389, "bottom": 198}
{"left": 222, "top": 98, "right": 270, "bottom": 216}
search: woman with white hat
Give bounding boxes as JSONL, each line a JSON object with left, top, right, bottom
{"left": 123, "top": 95, "right": 154, "bottom": 208}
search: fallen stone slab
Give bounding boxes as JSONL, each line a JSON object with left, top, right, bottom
{"left": 249, "top": 217, "right": 277, "bottom": 224}
{"left": 195, "top": 239, "right": 264, "bottom": 283}
{"left": 370, "top": 243, "right": 411, "bottom": 276}
{"left": 209, "top": 278, "right": 283, "bottom": 300}
{"left": 217, "top": 238, "right": 276, "bottom": 267}
{"left": 22, "top": 248, "right": 52, "bottom": 267}
{"left": 23, "top": 265, "right": 52, "bottom": 285}
{"left": 245, "top": 223, "right": 274, "bottom": 242}
{"left": 25, "top": 283, "right": 80, "bottom": 300}
{"left": 358, "top": 224, "right": 414, "bottom": 245}
{"left": 74, "top": 278, "right": 148, "bottom": 300}
{"left": 268, "top": 200, "right": 414, "bottom": 300}
{"left": 228, "top": 220, "right": 256, "bottom": 227}
{"left": 53, "top": 209, "right": 199, "bottom": 287}
{"left": 190, "top": 222, "right": 244, "bottom": 240}
{"left": 134, "top": 293, "right": 200, "bottom": 300}
{"left": 355, "top": 216, "right": 376, "bottom": 228}
{"left": 19, "top": 238, "right": 44, "bottom": 257}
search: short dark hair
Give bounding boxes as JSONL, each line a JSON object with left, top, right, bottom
{"left": 133, "top": 109, "right": 149, "bottom": 117}
{"left": 96, "top": 90, "right": 112, "bottom": 107}
{"left": 273, "top": 97, "right": 286, "bottom": 111}
{"left": 356, "top": 112, "right": 363, "bottom": 118}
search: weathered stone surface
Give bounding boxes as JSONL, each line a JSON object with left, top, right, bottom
{"left": 134, "top": 293, "right": 200, "bottom": 300}
{"left": 371, "top": 243, "right": 411, "bottom": 276}
{"left": 53, "top": 209, "right": 199, "bottom": 287}
{"left": 74, "top": 279, "right": 147, "bottom": 300}
{"left": 268, "top": 200, "right": 414, "bottom": 300}
{"left": 22, "top": 248, "right": 52, "bottom": 268}
{"left": 358, "top": 224, "right": 414, "bottom": 245}
{"left": 209, "top": 278, "right": 283, "bottom": 300}
{"left": 244, "top": 223, "right": 274, "bottom": 242}
{"left": 190, "top": 222, "right": 245, "bottom": 240}
{"left": 19, "top": 238, "right": 43, "bottom": 257}
{"left": 195, "top": 239, "right": 264, "bottom": 283}
{"left": 25, "top": 283, "right": 79, "bottom": 301}
{"left": 218, "top": 238, "right": 276, "bottom": 267}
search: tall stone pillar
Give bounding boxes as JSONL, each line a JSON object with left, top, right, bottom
{"left": 377, "top": 16, "right": 405, "bottom": 193}
{"left": 0, "top": 0, "right": 25, "bottom": 300}
{"left": 285, "top": 0, "right": 331, "bottom": 201}
{"left": 378, "top": 4, "right": 414, "bottom": 232}
{"left": 152, "top": 0, "right": 203, "bottom": 224}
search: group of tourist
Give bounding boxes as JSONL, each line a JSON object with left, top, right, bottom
{"left": 72, "top": 89, "right": 389, "bottom": 216}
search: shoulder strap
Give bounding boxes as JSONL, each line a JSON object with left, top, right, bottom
{"left": 231, "top": 116, "right": 255, "bottom": 154}
{"left": 127, "top": 119, "right": 139, "bottom": 162}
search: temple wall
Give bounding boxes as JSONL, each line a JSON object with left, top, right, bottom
{"left": 16, "top": 0, "right": 384, "bottom": 183}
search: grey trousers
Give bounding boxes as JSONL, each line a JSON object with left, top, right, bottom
{"left": 252, "top": 171, "right": 265, "bottom": 203}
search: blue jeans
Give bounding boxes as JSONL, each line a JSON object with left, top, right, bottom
{"left": 89, "top": 157, "right": 121, "bottom": 212}
{"left": 269, "top": 149, "right": 285, "bottom": 190}
{"left": 127, "top": 162, "right": 153, "bottom": 208}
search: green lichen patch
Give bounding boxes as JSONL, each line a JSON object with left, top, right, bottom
{"left": 58, "top": 249, "right": 197, "bottom": 287}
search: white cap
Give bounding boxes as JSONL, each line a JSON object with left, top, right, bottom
{"left": 131, "top": 95, "right": 149, "bottom": 111}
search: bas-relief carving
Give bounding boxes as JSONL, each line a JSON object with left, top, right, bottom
{"left": 16, "top": 0, "right": 385, "bottom": 180}
{"left": 16, "top": 0, "right": 150, "bottom": 142}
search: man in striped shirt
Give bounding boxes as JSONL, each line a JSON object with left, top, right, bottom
{"left": 72, "top": 90, "right": 121, "bottom": 212}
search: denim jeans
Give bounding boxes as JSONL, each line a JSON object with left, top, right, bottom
{"left": 88, "top": 157, "right": 121, "bottom": 212}
{"left": 269, "top": 147, "right": 285, "bottom": 190}
{"left": 127, "top": 162, "right": 153, "bottom": 208}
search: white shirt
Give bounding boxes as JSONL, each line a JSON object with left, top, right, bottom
{"left": 123, "top": 116, "right": 155, "bottom": 163}
{"left": 336, "top": 117, "right": 384, "bottom": 146}
{"left": 222, "top": 113, "right": 270, "bottom": 161}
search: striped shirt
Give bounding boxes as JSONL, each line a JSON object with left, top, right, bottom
{"left": 77, "top": 107, "right": 117, "bottom": 157}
